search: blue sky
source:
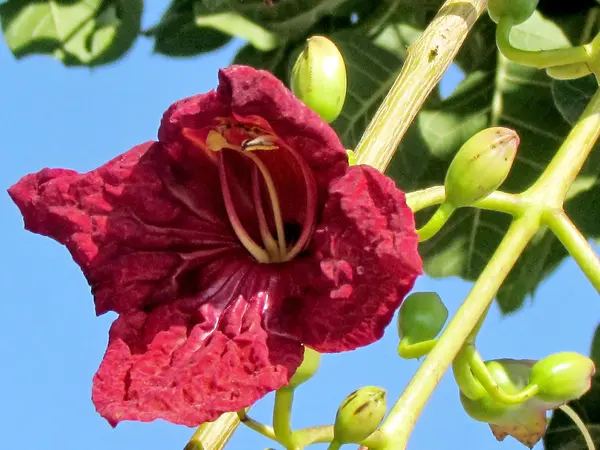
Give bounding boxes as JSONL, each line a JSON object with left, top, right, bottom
{"left": 1, "top": 4, "right": 599, "bottom": 450}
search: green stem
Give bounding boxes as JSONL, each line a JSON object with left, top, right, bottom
{"left": 273, "top": 387, "right": 295, "bottom": 448}
{"left": 464, "top": 344, "right": 539, "bottom": 404}
{"left": 397, "top": 339, "right": 438, "bottom": 359}
{"left": 559, "top": 404, "right": 596, "bottom": 450}
{"left": 452, "top": 347, "right": 486, "bottom": 400}
{"left": 417, "top": 201, "right": 455, "bottom": 241}
{"left": 237, "top": 410, "right": 277, "bottom": 442}
{"left": 544, "top": 209, "right": 600, "bottom": 294}
{"left": 524, "top": 88, "right": 600, "bottom": 203}
{"left": 496, "top": 18, "right": 591, "bottom": 69}
{"left": 379, "top": 212, "right": 542, "bottom": 449}
{"left": 326, "top": 441, "right": 342, "bottom": 450}
{"left": 294, "top": 426, "right": 334, "bottom": 447}
{"left": 406, "top": 187, "right": 523, "bottom": 216}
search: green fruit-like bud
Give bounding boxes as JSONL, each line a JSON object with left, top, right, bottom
{"left": 445, "top": 127, "right": 519, "bottom": 207}
{"left": 334, "top": 386, "right": 387, "bottom": 444}
{"left": 287, "top": 347, "right": 321, "bottom": 389}
{"left": 488, "top": 0, "right": 539, "bottom": 25}
{"left": 459, "top": 359, "right": 550, "bottom": 448}
{"left": 398, "top": 292, "right": 448, "bottom": 343}
{"left": 291, "top": 36, "right": 347, "bottom": 123}
{"left": 529, "top": 352, "right": 595, "bottom": 402}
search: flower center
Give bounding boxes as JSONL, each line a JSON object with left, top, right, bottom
{"left": 182, "top": 117, "right": 317, "bottom": 264}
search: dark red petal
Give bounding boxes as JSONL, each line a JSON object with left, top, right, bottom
{"left": 272, "top": 166, "right": 423, "bottom": 353}
{"left": 158, "top": 65, "right": 348, "bottom": 199}
{"left": 8, "top": 141, "right": 239, "bottom": 315}
{"left": 92, "top": 264, "right": 303, "bottom": 427}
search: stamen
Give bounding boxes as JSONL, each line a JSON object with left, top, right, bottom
{"left": 251, "top": 166, "right": 281, "bottom": 260}
{"left": 242, "top": 135, "right": 279, "bottom": 151}
{"left": 218, "top": 152, "right": 271, "bottom": 264}
{"left": 241, "top": 151, "right": 288, "bottom": 259}
{"left": 283, "top": 146, "right": 317, "bottom": 261}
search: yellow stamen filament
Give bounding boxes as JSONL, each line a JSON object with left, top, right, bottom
{"left": 241, "top": 151, "right": 288, "bottom": 260}
{"left": 251, "top": 166, "right": 281, "bottom": 260}
{"left": 218, "top": 152, "right": 270, "bottom": 264}
{"left": 282, "top": 145, "right": 317, "bottom": 261}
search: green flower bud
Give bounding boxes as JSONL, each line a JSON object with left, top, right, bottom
{"left": 459, "top": 359, "right": 552, "bottom": 448}
{"left": 488, "top": 0, "right": 539, "bottom": 25}
{"left": 287, "top": 347, "right": 321, "bottom": 389}
{"left": 445, "top": 127, "right": 519, "bottom": 207}
{"left": 529, "top": 352, "right": 595, "bottom": 403}
{"left": 334, "top": 386, "right": 386, "bottom": 444}
{"left": 291, "top": 36, "right": 347, "bottom": 123}
{"left": 397, "top": 292, "right": 448, "bottom": 344}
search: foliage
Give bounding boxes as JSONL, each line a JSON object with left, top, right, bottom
{"left": 4, "top": 0, "right": 600, "bottom": 449}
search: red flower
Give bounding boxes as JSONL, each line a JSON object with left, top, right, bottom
{"left": 8, "top": 66, "right": 422, "bottom": 426}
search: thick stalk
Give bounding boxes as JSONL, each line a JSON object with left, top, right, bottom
{"left": 354, "top": 0, "right": 487, "bottom": 169}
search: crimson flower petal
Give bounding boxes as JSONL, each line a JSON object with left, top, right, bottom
{"left": 269, "top": 166, "right": 422, "bottom": 352}
{"left": 8, "top": 65, "right": 423, "bottom": 427}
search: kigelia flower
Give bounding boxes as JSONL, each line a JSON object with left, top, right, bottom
{"left": 8, "top": 66, "right": 422, "bottom": 426}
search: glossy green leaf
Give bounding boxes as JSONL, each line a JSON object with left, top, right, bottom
{"left": 144, "top": 0, "right": 231, "bottom": 57}
{"left": 0, "top": 0, "right": 142, "bottom": 66}
{"left": 203, "top": 0, "right": 353, "bottom": 40}
{"left": 552, "top": 75, "right": 598, "bottom": 125}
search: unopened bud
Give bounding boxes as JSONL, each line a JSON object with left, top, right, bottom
{"left": 488, "top": 0, "right": 539, "bottom": 25}
{"left": 445, "top": 127, "right": 519, "bottom": 207}
{"left": 529, "top": 352, "right": 595, "bottom": 403}
{"left": 398, "top": 292, "right": 448, "bottom": 344}
{"left": 334, "top": 386, "right": 386, "bottom": 444}
{"left": 287, "top": 347, "right": 321, "bottom": 389}
{"left": 459, "top": 359, "right": 550, "bottom": 448}
{"left": 291, "top": 36, "right": 347, "bottom": 123}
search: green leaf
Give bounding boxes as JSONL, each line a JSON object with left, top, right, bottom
{"left": 552, "top": 75, "right": 598, "bottom": 125}
{"left": 202, "top": 0, "right": 354, "bottom": 40}
{"left": 544, "top": 375, "right": 600, "bottom": 450}
{"left": 0, "top": 0, "right": 142, "bottom": 66}
{"left": 144, "top": 0, "right": 231, "bottom": 57}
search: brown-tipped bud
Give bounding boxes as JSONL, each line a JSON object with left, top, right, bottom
{"left": 334, "top": 386, "right": 387, "bottom": 444}
{"left": 445, "top": 127, "right": 519, "bottom": 207}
